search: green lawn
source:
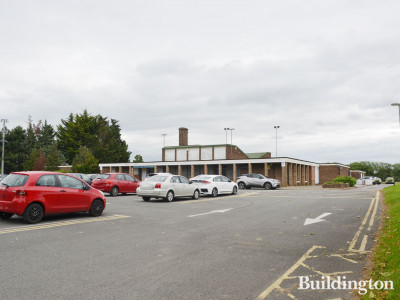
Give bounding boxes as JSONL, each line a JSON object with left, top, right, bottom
{"left": 362, "top": 184, "right": 400, "bottom": 299}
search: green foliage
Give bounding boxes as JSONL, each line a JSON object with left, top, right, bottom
{"left": 72, "top": 146, "right": 99, "bottom": 174}
{"left": 3, "top": 126, "right": 29, "bottom": 172}
{"left": 45, "top": 144, "right": 61, "bottom": 171}
{"left": 33, "top": 149, "right": 46, "bottom": 171}
{"left": 23, "top": 148, "right": 40, "bottom": 171}
{"left": 57, "top": 110, "right": 131, "bottom": 164}
{"left": 349, "top": 161, "right": 394, "bottom": 181}
{"left": 333, "top": 176, "right": 356, "bottom": 187}
{"left": 133, "top": 154, "right": 143, "bottom": 163}
{"left": 361, "top": 185, "right": 400, "bottom": 299}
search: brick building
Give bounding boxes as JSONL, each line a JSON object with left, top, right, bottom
{"left": 99, "top": 127, "right": 363, "bottom": 186}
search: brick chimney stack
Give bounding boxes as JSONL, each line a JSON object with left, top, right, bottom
{"left": 179, "top": 127, "right": 188, "bottom": 146}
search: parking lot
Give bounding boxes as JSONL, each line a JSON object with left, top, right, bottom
{"left": 0, "top": 185, "right": 384, "bottom": 300}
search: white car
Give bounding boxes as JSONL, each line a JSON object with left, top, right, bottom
{"left": 137, "top": 174, "right": 200, "bottom": 202}
{"left": 356, "top": 176, "right": 381, "bottom": 185}
{"left": 190, "top": 175, "right": 238, "bottom": 197}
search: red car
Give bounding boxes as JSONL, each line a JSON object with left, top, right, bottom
{"left": 0, "top": 171, "right": 106, "bottom": 224}
{"left": 91, "top": 173, "right": 140, "bottom": 196}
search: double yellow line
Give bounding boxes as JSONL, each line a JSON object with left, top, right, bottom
{"left": 0, "top": 214, "right": 130, "bottom": 235}
{"left": 348, "top": 191, "right": 380, "bottom": 252}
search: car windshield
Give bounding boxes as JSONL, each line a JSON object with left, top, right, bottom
{"left": 96, "top": 174, "right": 110, "bottom": 179}
{"left": 147, "top": 175, "right": 168, "bottom": 182}
{"left": 1, "top": 174, "right": 29, "bottom": 187}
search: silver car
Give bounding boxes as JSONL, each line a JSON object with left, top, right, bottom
{"left": 236, "top": 174, "right": 280, "bottom": 190}
{"left": 137, "top": 174, "right": 200, "bottom": 202}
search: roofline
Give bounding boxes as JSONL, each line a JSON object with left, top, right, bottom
{"left": 99, "top": 157, "right": 320, "bottom": 167}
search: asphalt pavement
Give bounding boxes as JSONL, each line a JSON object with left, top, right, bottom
{"left": 0, "top": 184, "right": 385, "bottom": 299}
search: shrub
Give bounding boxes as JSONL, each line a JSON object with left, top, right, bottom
{"left": 332, "top": 176, "right": 356, "bottom": 187}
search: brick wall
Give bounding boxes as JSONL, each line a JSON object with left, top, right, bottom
{"left": 319, "top": 165, "right": 350, "bottom": 184}
{"left": 226, "top": 146, "right": 248, "bottom": 160}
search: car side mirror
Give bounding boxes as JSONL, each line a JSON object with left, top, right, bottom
{"left": 189, "top": 181, "right": 193, "bottom": 184}
{"left": 228, "top": 179, "right": 232, "bottom": 182}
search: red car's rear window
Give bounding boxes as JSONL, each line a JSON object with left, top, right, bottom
{"left": 1, "top": 174, "right": 29, "bottom": 187}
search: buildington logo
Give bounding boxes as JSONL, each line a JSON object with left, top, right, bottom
{"left": 298, "top": 276, "right": 394, "bottom": 295}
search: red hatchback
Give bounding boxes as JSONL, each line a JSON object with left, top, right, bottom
{"left": 0, "top": 171, "right": 106, "bottom": 224}
{"left": 91, "top": 173, "right": 140, "bottom": 196}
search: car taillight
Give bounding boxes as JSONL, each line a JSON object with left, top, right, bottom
{"left": 106, "top": 180, "right": 112, "bottom": 184}
{"left": 155, "top": 183, "right": 162, "bottom": 189}
{"left": 203, "top": 181, "right": 211, "bottom": 184}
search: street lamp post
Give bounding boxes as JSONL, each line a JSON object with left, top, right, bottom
{"left": 1, "top": 119, "right": 8, "bottom": 178}
{"left": 391, "top": 103, "right": 400, "bottom": 127}
{"left": 224, "top": 128, "right": 235, "bottom": 153}
{"left": 274, "top": 125, "right": 280, "bottom": 157}
{"left": 162, "top": 134, "right": 167, "bottom": 148}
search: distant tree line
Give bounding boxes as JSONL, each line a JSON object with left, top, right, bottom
{"left": 1, "top": 110, "right": 133, "bottom": 174}
{"left": 349, "top": 161, "right": 400, "bottom": 181}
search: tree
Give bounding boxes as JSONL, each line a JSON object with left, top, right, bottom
{"left": 23, "top": 148, "right": 40, "bottom": 171}
{"left": 133, "top": 154, "right": 143, "bottom": 162}
{"left": 72, "top": 146, "right": 99, "bottom": 173}
{"left": 45, "top": 144, "right": 61, "bottom": 171}
{"left": 33, "top": 149, "right": 46, "bottom": 171}
{"left": 3, "top": 126, "right": 28, "bottom": 173}
{"left": 57, "top": 110, "right": 131, "bottom": 164}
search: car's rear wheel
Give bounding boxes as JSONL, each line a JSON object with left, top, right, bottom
{"left": 238, "top": 182, "right": 246, "bottom": 190}
{"left": 166, "top": 190, "right": 174, "bottom": 202}
{"left": 232, "top": 186, "right": 238, "bottom": 195}
{"left": 23, "top": 203, "right": 44, "bottom": 224}
{"left": 0, "top": 212, "right": 13, "bottom": 220}
{"left": 110, "top": 186, "right": 119, "bottom": 196}
{"left": 264, "top": 182, "right": 272, "bottom": 190}
{"left": 212, "top": 188, "right": 218, "bottom": 197}
{"left": 142, "top": 197, "right": 150, "bottom": 202}
{"left": 192, "top": 189, "right": 200, "bottom": 200}
{"left": 89, "top": 199, "right": 104, "bottom": 217}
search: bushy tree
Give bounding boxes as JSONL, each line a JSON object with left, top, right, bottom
{"left": 45, "top": 144, "right": 61, "bottom": 171}
{"left": 133, "top": 154, "right": 143, "bottom": 163}
{"left": 72, "top": 146, "right": 99, "bottom": 173}
{"left": 3, "top": 126, "right": 28, "bottom": 172}
{"left": 33, "top": 149, "right": 46, "bottom": 171}
{"left": 57, "top": 110, "right": 131, "bottom": 164}
{"left": 23, "top": 148, "right": 40, "bottom": 171}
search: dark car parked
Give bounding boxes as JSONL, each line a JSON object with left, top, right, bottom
{"left": 70, "top": 173, "right": 93, "bottom": 185}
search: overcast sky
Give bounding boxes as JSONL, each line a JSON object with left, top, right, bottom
{"left": 1, "top": 0, "right": 400, "bottom": 164}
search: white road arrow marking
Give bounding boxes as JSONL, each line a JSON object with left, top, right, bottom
{"left": 304, "top": 212, "right": 332, "bottom": 226}
{"left": 188, "top": 208, "right": 234, "bottom": 218}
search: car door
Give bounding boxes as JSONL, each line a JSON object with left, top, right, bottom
{"left": 57, "top": 175, "right": 91, "bottom": 212}
{"left": 220, "top": 176, "right": 231, "bottom": 193}
{"left": 254, "top": 175, "right": 265, "bottom": 187}
{"left": 170, "top": 176, "right": 183, "bottom": 196}
{"left": 33, "top": 174, "right": 60, "bottom": 214}
{"left": 116, "top": 174, "right": 126, "bottom": 192}
{"left": 179, "top": 176, "right": 193, "bottom": 196}
{"left": 124, "top": 175, "right": 139, "bottom": 193}
{"left": 213, "top": 176, "right": 223, "bottom": 192}
{"left": 246, "top": 174, "right": 256, "bottom": 187}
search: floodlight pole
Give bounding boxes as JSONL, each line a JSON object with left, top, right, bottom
{"left": 274, "top": 125, "right": 280, "bottom": 157}
{"left": 1, "top": 119, "right": 8, "bottom": 178}
{"left": 391, "top": 103, "right": 400, "bottom": 127}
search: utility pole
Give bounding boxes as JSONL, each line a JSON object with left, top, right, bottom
{"left": 1, "top": 119, "right": 8, "bottom": 178}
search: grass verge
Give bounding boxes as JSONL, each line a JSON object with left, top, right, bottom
{"left": 361, "top": 184, "right": 400, "bottom": 299}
